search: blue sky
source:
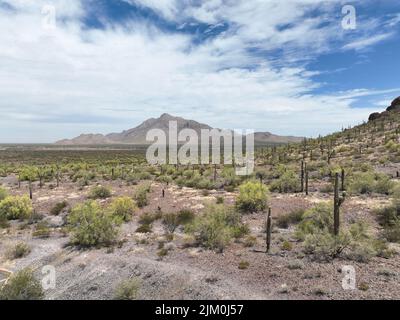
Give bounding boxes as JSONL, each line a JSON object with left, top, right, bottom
{"left": 0, "top": 0, "right": 399, "bottom": 142}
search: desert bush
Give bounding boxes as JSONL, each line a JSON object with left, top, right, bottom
{"left": 136, "top": 223, "right": 152, "bottom": 233}
{"left": 0, "top": 187, "right": 8, "bottom": 201}
{"left": 186, "top": 204, "right": 246, "bottom": 252}
{"left": 296, "top": 202, "right": 334, "bottom": 239}
{"left": 349, "top": 172, "right": 394, "bottom": 195}
{"left": 134, "top": 184, "right": 151, "bottom": 208}
{"left": 0, "top": 215, "right": 9, "bottom": 229}
{"left": 270, "top": 171, "right": 300, "bottom": 193}
{"left": 68, "top": 201, "right": 118, "bottom": 247}
{"left": 50, "top": 201, "right": 68, "bottom": 216}
{"left": 216, "top": 196, "right": 224, "bottom": 204}
{"left": 238, "top": 261, "right": 250, "bottom": 270}
{"left": 236, "top": 181, "right": 269, "bottom": 213}
{"left": 281, "top": 240, "right": 293, "bottom": 251}
{"left": 375, "top": 186, "right": 400, "bottom": 242}
{"left": 270, "top": 168, "right": 301, "bottom": 193}
{"left": 162, "top": 210, "right": 195, "bottom": 234}
{"left": 108, "top": 197, "right": 137, "bottom": 223}
{"left": 385, "top": 140, "right": 400, "bottom": 152}
{"left": 157, "top": 248, "right": 169, "bottom": 258}
{"left": 0, "top": 196, "right": 33, "bottom": 220}
{"left": 177, "top": 209, "right": 195, "bottom": 225}
{"left": 243, "top": 235, "right": 257, "bottom": 247}
{"left": 276, "top": 209, "right": 305, "bottom": 229}
{"left": 297, "top": 203, "right": 382, "bottom": 261}
{"left": 138, "top": 212, "right": 162, "bottom": 225}
{"left": 7, "top": 242, "right": 31, "bottom": 259}
{"left": 114, "top": 278, "right": 140, "bottom": 300}
{"left": 162, "top": 213, "right": 180, "bottom": 234}
{"left": 0, "top": 268, "right": 44, "bottom": 300}
{"left": 32, "top": 221, "right": 51, "bottom": 238}
{"left": 88, "top": 185, "right": 111, "bottom": 199}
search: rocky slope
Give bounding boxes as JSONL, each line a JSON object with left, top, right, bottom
{"left": 369, "top": 97, "right": 400, "bottom": 121}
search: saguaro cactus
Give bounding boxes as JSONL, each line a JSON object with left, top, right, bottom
{"left": 29, "top": 180, "right": 33, "bottom": 200}
{"left": 341, "top": 168, "right": 345, "bottom": 191}
{"left": 333, "top": 172, "right": 346, "bottom": 236}
{"left": 305, "top": 163, "right": 309, "bottom": 196}
{"left": 300, "top": 161, "right": 304, "bottom": 193}
{"left": 266, "top": 208, "right": 272, "bottom": 253}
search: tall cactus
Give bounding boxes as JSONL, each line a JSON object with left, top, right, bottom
{"left": 334, "top": 172, "right": 346, "bottom": 236}
{"left": 305, "top": 163, "right": 309, "bottom": 196}
{"left": 29, "top": 180, "right": 33, "bottom": 200}
{"left": 266, "top": 207, "right": 272, "bottom": 253}
{"left": 300, "top": 161, "right": 304, "bottom": 193}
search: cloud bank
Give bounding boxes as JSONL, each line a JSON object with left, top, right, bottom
{"left": 0, "top": 0, "right": 399, "bottom": 142}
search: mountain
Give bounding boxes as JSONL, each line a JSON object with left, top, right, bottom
{"left": 55, "top": 113, "right": 303, "bottom": 145}
{"left": 253, "top": 132, "right": 303, "bottom": 144}
{"left": 369, "top": 96, "right": 400, "bottom": 121}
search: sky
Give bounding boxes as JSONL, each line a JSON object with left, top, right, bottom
{"left": 0, "top": 0, "right": 399, "bottom": 143}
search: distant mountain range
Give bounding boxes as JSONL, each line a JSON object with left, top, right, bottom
{"left": 55, "top": 113, "right": 304, "bottom": 145}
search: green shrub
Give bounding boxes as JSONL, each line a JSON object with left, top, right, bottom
{"left": 177, "top": 209, "right": 195, "bottom": 225}
{"left": 269, "top": 169, "right": 301, "bottom": 193}
{"left": 276, "top": 209, "right": 305, "bottom": 229}
{"left": 7, "top": 242, "right": 31, "bottom": 259}
{"left": 303, "top": 230, "right": 351, "bottom": 261}
{"left": 243, "top": 235, "right": 257, "bottom": 247}
{"left": 349, "top": 172, "right": 394, "bottom": 195}
{"left": 162, "top": 213, "right": 180, "bottom": 234}
{"left": 114, "top": 278, "right": 140, "bottom": 300}
{"left": 157, "top": 248, "right": 169, "bottom": 258}
{"left": 108, "top": 197, "right": 137, "bottom": 223}
{"left": 134, "top": 184, "right": 150, "bottom": 208}
{"left": 296, "top": 202, "right": 333, "bottom": 239}
{"left": 236, "top": 181, "right": 269, "bottom": 213}
{"left": 0, "top": 215, "right": 9, "bottom": 229}
{"left": 186, "top": 204, "right": 246, "bottom": 252}
{"left": 138, "top": 212, "right": 162, "bottom": 225}
{"left": 375, "top": 186, "right": 400, "bottom": 242}
{"left": 135, "top": 223, "right": 152, "bottom": 233}
{"left": 0, "top": 187, "right": 8, "bottom": 201}
{"left": 238, "top": 260, "right": 250, "bottom": 270}
{"left": 0, "top": 196, "right": 33, "bottom": 220}
{"left": 50, "top": 201, "right": 68, "bottom": 216}
{"left": 281, "top": 240, "right": 293, "bottom": 251}
{"left": 297, "top": 203, "right": 381, "bottom": 262}
{"left": 0, "top": 268, "right": 44, "bottom": 300}
{"left": 88, "top": 185, "right": 111, "bottom": 199}
{"left": 32, "top": 221, "right": 51, "bottom": 238}
{"left": 68, "top": 201, "right": 118, "bottom": 247}
{"left": 216, "top": 196, "right": 224, "bottom": 204}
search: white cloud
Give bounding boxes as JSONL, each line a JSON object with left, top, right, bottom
{"left": 343, "top": 33, "right": 394, "bottom": 51}
{"left": 0, "top": 0, "right": 398, "bottom": 142}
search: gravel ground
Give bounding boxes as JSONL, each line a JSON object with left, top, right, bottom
{"left": 1, "top": 177, "right": 400, "bottom": 300}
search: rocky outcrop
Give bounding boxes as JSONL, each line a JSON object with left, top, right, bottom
{"left": 368, "top": 96, "right": 400, "bottom": 121}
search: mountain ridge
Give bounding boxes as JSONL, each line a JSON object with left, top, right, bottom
{"left": 55, "top": 113, "right": 304, "bottom": 145}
